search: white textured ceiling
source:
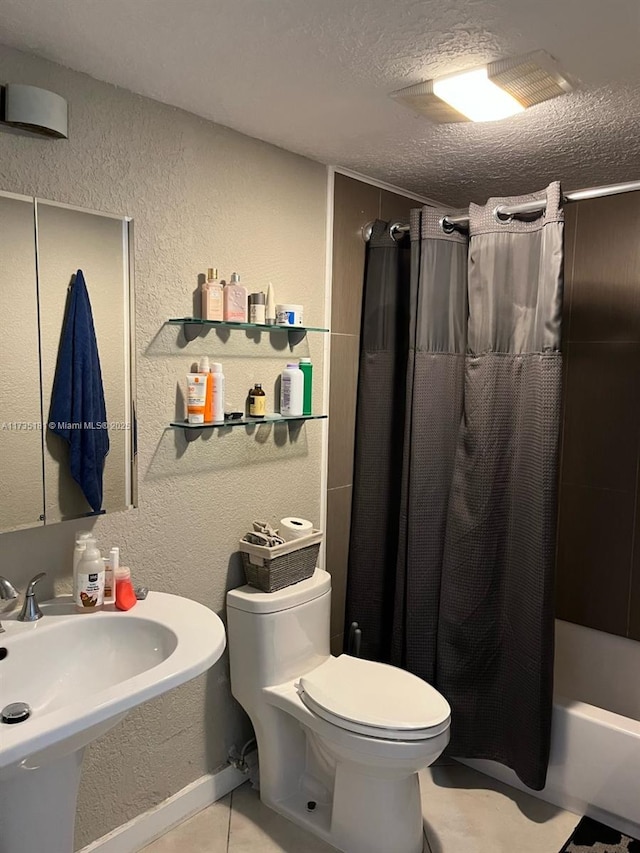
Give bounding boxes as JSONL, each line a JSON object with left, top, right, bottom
{"left": 1, "top": 0, "right": 639, "bottom": 205}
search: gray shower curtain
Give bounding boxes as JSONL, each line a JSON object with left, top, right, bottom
{"left": 346, "top": 183, "right": 564, "bottom": 790}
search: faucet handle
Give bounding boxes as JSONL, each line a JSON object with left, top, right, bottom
{"left": 25, "top": 572, "right": 46, "bottom": 596}
{"left": 18, "top": 572, "right": 47, "bottom": 622}
{"left": 0, "top": 576, "right": 19, "bottom": 601}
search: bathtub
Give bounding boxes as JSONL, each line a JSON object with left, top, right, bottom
{"left": 462, "top": 619, "right": 640, "bottom": 838}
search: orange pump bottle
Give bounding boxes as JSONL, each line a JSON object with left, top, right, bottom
{"left": 199, "top": 356, "right": 213, "bottom": 422}
{"left": 115, "top": 566, "right": 137, "bottom": 611}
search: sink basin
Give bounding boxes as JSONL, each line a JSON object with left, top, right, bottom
{"left": 0, "top": 592, "right": 226, "bottom": 852}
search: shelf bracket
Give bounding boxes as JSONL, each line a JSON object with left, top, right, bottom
{"left": 183, "top": 322, "right": 203, "bottom": 342}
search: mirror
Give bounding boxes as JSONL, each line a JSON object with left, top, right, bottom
{"left": 0, "top": 192, "right": 136, "bottom": 533}
{"left": 0, "top": 193, "right": 44, "bottom": 531}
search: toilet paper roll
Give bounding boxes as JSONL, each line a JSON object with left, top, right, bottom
{"left": 279, "top": 517, "right": 313, "bottom": 541}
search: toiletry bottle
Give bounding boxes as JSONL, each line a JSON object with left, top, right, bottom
{"left": 115, "top": 565, "right": 137, "bottom": 611}
{"left": 199, "top": 275, "right": 208, "bottom": 320}
{"left": 249, "top": 383, "right": 266, "bottom": 418}
{"left": 187, "top": 372, "right": 207, "bottom": 424}
{"left": 103, "top": 557, "right": 111, "bottom": 600}
{"left": 199, "top": 356, "right": 213, "bottom": 422}
{"left": 74, "top": 538, "right": 105, "bottom": 613}
{"left": 73, "top": 531, "right": 93, "bottom": 575}
{"left": 265, "top": 282, "right": 276, "bottom": 326}
{"left": 299, "top": 357, "right": 313, "bottom": 416}
{"left": 249, "top": 292, "right": 266, "bottom": 325}
{"left": 211, "top": 362, "right": 225, "bottom": 424}
{"left": 203, "top": 267, "right": 223, "bottom": 321}
{"left": 280, "top": 363, "right": 304, "bottom": 417}
{"left": 223, "top": 272, "right": 248, "bottom": 322}
{"left": 104, "top": 546, "right": 119, "bottom": 605}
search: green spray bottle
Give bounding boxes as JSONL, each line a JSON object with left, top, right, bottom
{"left": 299, "top": 357, "right": 313, "bottom": 416}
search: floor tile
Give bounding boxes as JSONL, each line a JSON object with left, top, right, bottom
{"left": 228, "top": 782, "right": 336, "bottom": 852}
{"left": 142, "top": 765, "right": 581, "bottom": 853}
{"left": 140, "top": 795, "right": 230, "bottom": 852}
{"left": 420, "top": 764, "right": 579, "bottom": 853}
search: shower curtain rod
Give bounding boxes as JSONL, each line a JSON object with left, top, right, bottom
{"left": 364, "top": 179, "right": 640, "bottom": 239}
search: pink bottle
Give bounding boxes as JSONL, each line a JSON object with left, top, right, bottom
{"left": 223, "top": 272, "right": 248, "bottom": 322}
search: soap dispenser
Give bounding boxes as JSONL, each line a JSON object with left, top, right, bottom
{"left": 74, "top": 538, "right": 105, "bottom": 613}
{"left": 223, "top": 272, "right": 248, "bottom": 322}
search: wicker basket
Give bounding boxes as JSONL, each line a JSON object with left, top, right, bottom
{"left": 239, "top": 530, "right": 323, "bottom": 592}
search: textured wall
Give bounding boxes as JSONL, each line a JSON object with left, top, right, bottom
{"left": 0, "top": 45, "right": 327, "bottom": 849}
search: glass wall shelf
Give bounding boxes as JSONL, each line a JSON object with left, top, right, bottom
{"left": 168, "top": 318, "right": 329, "bottom": 333}
{"left": 170, "top": 414, "right": 327, "bottom": 430}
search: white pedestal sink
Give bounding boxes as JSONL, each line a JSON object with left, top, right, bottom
{"left": 0, "top": 593, "right": 226, "bottom": 853}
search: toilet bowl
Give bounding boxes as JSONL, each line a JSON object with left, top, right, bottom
{"left": 227, "top": 569, "right": 451, "bottom": 853}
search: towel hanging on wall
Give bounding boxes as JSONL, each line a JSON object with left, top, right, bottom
{"left": 49, "top": 269, "right": 109, "bottom": 513}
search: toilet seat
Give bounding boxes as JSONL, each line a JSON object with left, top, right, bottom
{"left": 296, "top": 655, "right": 450, "bottom": 741}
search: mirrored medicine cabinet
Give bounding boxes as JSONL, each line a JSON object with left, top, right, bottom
{"left": 0, "top": 191, "right": 137, "bottom": 533}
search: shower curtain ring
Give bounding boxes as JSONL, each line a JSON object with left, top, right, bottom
{"left": 362, "top": 221, "right": 375, "bottom": 242}
{"left": 493, "top": 205, "right": 514, "bottom": 224}
{"left": 439, "top": 216, "right": 456, "bottom": 234}
{"left": 389, "top": 221, "right": 405, "bottom": 241}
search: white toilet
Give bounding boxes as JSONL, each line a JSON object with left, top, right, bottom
{"left": 227, "top": 569, "right": 451, "bottom": 853}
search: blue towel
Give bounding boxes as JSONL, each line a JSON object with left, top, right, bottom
{"left": 49, "top": 270, "right": 109, "bottom": 512}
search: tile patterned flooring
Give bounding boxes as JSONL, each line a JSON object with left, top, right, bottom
{"left": 142, "top": 763, "right": 580, "bottom": 853}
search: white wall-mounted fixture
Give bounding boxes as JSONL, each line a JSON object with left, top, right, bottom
{"left": 391, "top": 50, "right": 575, "bottom": 123}
{"left": 1, "top": 84, "right": 68, "bottom": 138}
{"left": 0, "top": 592, "right": 225, "bottom": 852}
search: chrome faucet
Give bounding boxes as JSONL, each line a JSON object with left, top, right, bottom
{"left": 18, "top": 573, "right": 47, "bottom": 622}
{"left": 0, "top": 572, "right": 47, "bottom": 631}
{"left": 0, "top": 575, "right": 19, "bottom": 633}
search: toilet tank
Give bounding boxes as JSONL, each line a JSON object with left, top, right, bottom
{"left": 227, "top": 569, "right": 331, "bottom": 698}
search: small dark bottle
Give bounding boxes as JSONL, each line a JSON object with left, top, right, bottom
{"left": 249, "top": 383, "right": 266, "bottom": 418}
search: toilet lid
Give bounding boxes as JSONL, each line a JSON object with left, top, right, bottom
{"left": 298, "top": 655, "right": 450, "bottom": 739}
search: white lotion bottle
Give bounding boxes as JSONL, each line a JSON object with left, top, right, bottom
{"left": 74, "top": 538, "right": 105, "bottom": 613}
{"left": 265, "top": 282, "right": 276, "bottom": 325}
{"left": 280, "top": 362, "right": 304, "bottom": 417}
{"left": 211, "top": 362, "right": 225, "bottom": 424}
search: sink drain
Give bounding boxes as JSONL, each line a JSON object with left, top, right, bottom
{"left": 1, "top": 702, "right": 31, "bottom": 724}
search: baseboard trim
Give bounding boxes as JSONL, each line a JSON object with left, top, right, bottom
{"left": 79, "top": 763, "right": 248, "bottom": 853}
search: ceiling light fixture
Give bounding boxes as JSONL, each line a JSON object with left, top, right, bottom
{"left": 391, "top": 50, "right": 575, "bottom": 124}
{"left": 0, "top": 84, "right": 68, "bottom": 138}
{"left": 432, "top": 67, "right": 524, "bottom": 122}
